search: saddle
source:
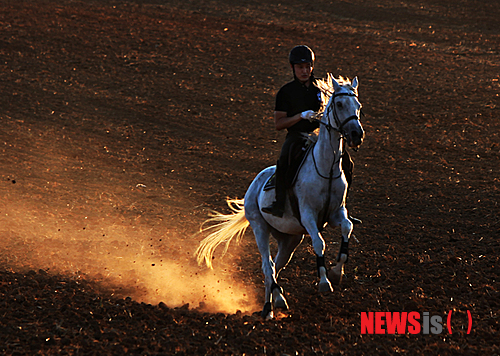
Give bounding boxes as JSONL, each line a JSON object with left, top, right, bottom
{"left": 264, "top": 140, "right": 315, "bottom": 191}
{"left": 263, "top": 133, "right": 330, "bottom": 229}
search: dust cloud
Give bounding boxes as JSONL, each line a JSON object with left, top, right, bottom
{"left": 0, "top": 195, "right": 259, "bottom": 314}
{"left": 0, "top": 122, "right": 259, "bottom": 315}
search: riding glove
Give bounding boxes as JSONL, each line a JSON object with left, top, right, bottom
{"left": 300, "top": 110, "right": 316, "bottom": 122}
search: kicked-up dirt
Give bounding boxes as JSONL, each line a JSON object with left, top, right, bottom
{"left": 0, "top": 0, "right": 499, "bottom": 354}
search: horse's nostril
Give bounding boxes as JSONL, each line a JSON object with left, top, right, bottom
{"left": 350, "top": 130, "right": 364, "bottom": 147}
{"left": 351, "top": 129, "right": 365, "bottom": 140}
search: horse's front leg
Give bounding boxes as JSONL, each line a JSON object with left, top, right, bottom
{"left": 329, "top": 208, "right": 353, "bottom": 285}
{"left": 301, "top": 216, "right": 333, "bottom": 293}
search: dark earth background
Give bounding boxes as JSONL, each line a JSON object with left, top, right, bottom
{"left": 1, "top": 0, "right": 499, "bottom": 354}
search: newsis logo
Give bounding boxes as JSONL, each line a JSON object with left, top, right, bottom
{"left": 361, "top": 311, "right": 472, "bottom": 335}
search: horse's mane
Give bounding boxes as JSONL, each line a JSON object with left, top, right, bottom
{"left": 301, "top": 74, "right": 356, "bottom": 142}
{"left": 315, "top": 74, "right": 357, "bottom": 113}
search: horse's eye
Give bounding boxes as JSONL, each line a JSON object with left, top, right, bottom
{"left": 336, "top": 102, "right": 343, "bottom": 109}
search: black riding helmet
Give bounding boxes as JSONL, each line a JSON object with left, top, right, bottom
{"left": 289, "top": 45, "right": 315, "bottom": 65}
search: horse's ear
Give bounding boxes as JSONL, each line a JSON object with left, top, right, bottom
{"left": 332, "top": 76, "right": 341, "bottom": 92}
{"left": 352, "top": 76, "right": 359, "bottom": 90}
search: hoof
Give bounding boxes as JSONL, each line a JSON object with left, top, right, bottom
{"left": 318, "top": 280, "right": 333, "bottom": 293}
{"left": 329, "top": 264, "right": 344, "bottom": 286}
{"left": 329, "top": 269, "right": 343, "bottom": 286}
{"left": 261, "top": 302, "right": 273, "bottom": 319}
{"left": 274, "top": 297, "right": 289, "bottom": 310}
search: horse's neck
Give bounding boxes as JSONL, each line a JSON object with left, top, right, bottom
{"left": 313, "top": 128, "right": 343, "bottom": 173}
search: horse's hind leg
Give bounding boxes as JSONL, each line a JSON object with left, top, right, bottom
{"left": 250, "top": 221, "right": 278, "bottom": 319}
{"left": 272, "top": 232, "right": 304, "bottom": 310}
{"left": 274, "top": 233, "right": 304, "bottom": 274}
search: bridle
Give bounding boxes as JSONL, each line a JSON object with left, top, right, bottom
{"left": 310, "top": 88, "right": 363, "bottom": 226}
{"left": 310, "top": 89, "right": 362, "bottom": 181}
{"left": 313, "top": 90, "right": 362, "bottom": 136}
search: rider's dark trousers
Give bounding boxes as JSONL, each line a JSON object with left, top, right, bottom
{"left": 273, "top": 133, "right": 301, "bottom": 210}
{"left": 273, "top": 132, "right": 354, "bottom": 209}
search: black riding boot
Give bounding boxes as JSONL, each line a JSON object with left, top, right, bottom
{"left": 262, "top": 161, "right": 286, "bottom": 218}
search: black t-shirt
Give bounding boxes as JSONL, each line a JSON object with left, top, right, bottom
{"left": 275, "top": 78, "right": 322, "bottom": 133}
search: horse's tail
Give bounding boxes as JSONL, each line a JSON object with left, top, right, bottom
{"left": 195, "top": 198, "right": 249, "bottom": 269}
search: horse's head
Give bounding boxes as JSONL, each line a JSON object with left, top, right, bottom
{"left": 323, "top": 75, "right": 365, "bottom": 149}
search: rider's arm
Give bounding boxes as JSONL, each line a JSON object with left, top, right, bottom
{"left": 273, "top": 111, "right": 303, "bottom": 131}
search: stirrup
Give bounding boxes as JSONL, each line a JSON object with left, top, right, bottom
{"left": 261, "top": 202, "right": 284, "bottom": 218}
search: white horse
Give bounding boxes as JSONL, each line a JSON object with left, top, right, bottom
{"left": 196, "top": 74, "right": 365, "bottom": 319}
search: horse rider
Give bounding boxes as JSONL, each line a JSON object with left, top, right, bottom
{"left": 262, "top": 45, "right": 361, "bottom": 224}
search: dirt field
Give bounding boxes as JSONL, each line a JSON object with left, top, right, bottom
{"left": 1, "top": 0, "right": 499, "bottom": 354}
